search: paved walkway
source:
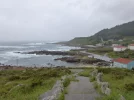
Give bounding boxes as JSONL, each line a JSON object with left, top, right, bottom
{"left": 81, "top": 51, "right": 112, "bottom": 62}
{"left": 65, "top": 76, "right": 99, "bottom": 100}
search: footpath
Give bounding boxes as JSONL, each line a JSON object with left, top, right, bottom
{"left": 65, "top": 70, "right": 99, "bottom": 100}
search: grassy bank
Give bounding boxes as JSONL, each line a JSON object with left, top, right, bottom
{"left": 0, "top": 68, "right": 71, "bottom": 100}
{"left": 108, "top": 50, "right": 134, "bottom": 58}
{"left": 97, "top": 68, "right": 134, "bottom": 100}
{"left": 87, "top": 48, "right": 113, "bottom": 55}
{"left": 79, "top": 68, "right": 134, "bottom": 100}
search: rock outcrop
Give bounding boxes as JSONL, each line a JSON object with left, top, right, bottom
{"left": 55, "top": 56, "right": 104, "bottom": 64}
{"left": 24, "top": 50, "right": 86, "bottom": 56}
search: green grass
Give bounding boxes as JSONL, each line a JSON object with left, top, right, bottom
{"left": 78, "top": 68, "right": 93, "bottom": 77}
{"left": 96, "top": 68, "right": 134, "bottom": 100}
{"left": 58, "top": 74, "right": 78, "bottom": 100}
{"left": 88, "top": 48, "right": 113, "bottom": 55}
{"left": 57, "top": 92, "right": 65, "bottom": 100}
{"left": 0, "top": 68, "right": 71, "bottom": 100}
{"left": 108, "top": 50, "right": 134, "bottom": 58}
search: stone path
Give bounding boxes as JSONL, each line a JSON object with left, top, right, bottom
{"left": 65, "top": 76, "right": 99, "bottom": 100}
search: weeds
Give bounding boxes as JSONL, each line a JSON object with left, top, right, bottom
{"left": 0, "top": 68, "right": 71, "bottom": 100}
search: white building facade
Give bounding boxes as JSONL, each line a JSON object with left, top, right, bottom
{"left": 113, "top": 46, "right": 127, "bottom": 52}
{"left": 128, "top": 44, "right": 134, "bottom": 50}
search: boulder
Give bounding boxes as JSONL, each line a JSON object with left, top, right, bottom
{"left": 91, "top": 69, "right": 98, "bottom": 77}
{"left": 96, "top": 73, "right": 103, "bottom": 84}
{"left": 101, "top": 82, "right": 109, "bottom": 94}
{"left": 105, "top": 88, "right": 111, "bottom": 95}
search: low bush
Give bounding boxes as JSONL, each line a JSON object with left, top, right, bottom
{"left": 63, "top": 78, "right": 70, "bottom": 88}
{"left": 78, "top": 69, "right": 93, "bottom": 77}
{"left": 90, "top": 76, "right": 96, "bottom": 82}
{"left": 124, "top": 83, "right": 134, "bottom": 91}
{"left": 8, "top": 75, "right": 20, "bottom": 81}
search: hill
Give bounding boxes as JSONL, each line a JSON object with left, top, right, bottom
{"left": 67, "top": 21, "right": 134, "bottom": 45}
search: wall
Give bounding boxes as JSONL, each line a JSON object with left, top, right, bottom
{"left": 113, "top": 47, "right": 127, "bottom": 52}
{"left": 113, "top": 48, "right": 121, "bottom": 52}
{"left": 129, "top": 46, "right": 134, "bottom": 50}
{"left": 113, "top": 62, "right": 127, "bottom": 68}
{"left": 128, "top": 61, "right": 134, "bottom": 69}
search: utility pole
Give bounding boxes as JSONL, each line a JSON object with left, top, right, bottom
{"left": 16, "top": 58, "right": 19, "bottom": 66}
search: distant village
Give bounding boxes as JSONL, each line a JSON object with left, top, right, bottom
{"left": 85, "top": 38, "right": 134, "bottom": 70}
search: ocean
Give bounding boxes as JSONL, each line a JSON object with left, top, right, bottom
{"left": 0, "top": 42, "right": 80, "bottom": 67}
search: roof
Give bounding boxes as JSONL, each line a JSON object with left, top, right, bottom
{"left": 114, "top": 46, "right": 126, "bottom": 48}
{"left": 129, "top": 44, "right": 134, "bottom": 46}
{"left": 114, "top": 58, "right": 133, "bottom": 64}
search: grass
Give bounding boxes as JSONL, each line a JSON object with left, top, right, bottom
{"left": 58, "top": 74, "right": 78, "bottom": 100}
{"left": 96, "top": 68, "right": 134, "bottom": 100}
{"left": 57, "top": 92, "right": 65, "bottom": 100}
{"left": 108, "top": 49, "right": 134, "bottom": 58}
{"left": 87, "top": 47, "right": 113, "bottom": 55}
{"left": 0, "top": 68, "right": 71, "bottom": 100}
{"left": 78, "top": 68, "right": 93, "bottom": 77}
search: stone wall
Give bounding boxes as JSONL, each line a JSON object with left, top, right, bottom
{"left": 91, "top": 69, "right": 126, "bottom": 100}
{"left": 39, "top": 75, "right": 69, "bottom": 100}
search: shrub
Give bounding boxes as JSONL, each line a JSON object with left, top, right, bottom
{"left": 97, "top": 68, "right": 112, "bottom": 74}
{"left": 8, "top": 75, "right": 20, "bottom": 81}
{"left": 124, "top": 83, "right": 134, "bottom": 91}
{"left": 90, "top": 76, "right": 96, "bottom": 82}
{"left": 63, "top": 78, "right": 70, "bottom": 87}
{"left": 30, "top": 78, "right": 43, "bottom": 88}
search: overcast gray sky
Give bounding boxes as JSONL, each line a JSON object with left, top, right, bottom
{"left": 0, "top": 0, "right": 134, "bottom": 42}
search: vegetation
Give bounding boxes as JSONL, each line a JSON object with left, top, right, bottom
{"left": 96, "top": 68, "right": 134, "bottom": 100}
{"left": 79, "top": 68, "right": 134, "bottom": 100}
{"left": 67, "top": 21, "right": 134, "bottom": 45}
{"left": 108, "top": 49, "right": 134, "bottom": 58}
{"left": 78, "top": 68, "right": 93, "bottom": 77}
{"left": 87, "top": 47, "right": 113, "bottom": 55}
{"left": 0, "top": 68, "right": 71, "bottom": 100}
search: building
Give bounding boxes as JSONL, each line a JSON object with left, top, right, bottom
{"left": 128, "top": 44, "right": 134, "bottom": 50}
{"left": 113, "top": 58, "right": 134, "bottom": 69}
{"left": 96, "top": 43, "right": 103, "bottom": 47}
{"left": 113, "top": 46, "right": 127, "bottom": 52}
{"left": 118, "top": 39, "right": 123, "bottom": 42}
{"left": 112, "top": 44, "right": 120, "bottom": 47}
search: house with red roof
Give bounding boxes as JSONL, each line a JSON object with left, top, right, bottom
{"left": 113, "top": 58, "right": 134, "bottom": 69}
{"left": 113, "top": 46, "right": 127, "bottom": 52}
{"left": 128, "top": 44, "right": 134, "bottom": 50}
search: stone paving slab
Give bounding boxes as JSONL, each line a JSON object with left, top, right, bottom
{"left": 65, "top": 76, "right": 99, "bottom": 100}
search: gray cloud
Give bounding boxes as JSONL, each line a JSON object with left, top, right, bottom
{"left": 0, "top": 0, "right": 134, "bottom": 42}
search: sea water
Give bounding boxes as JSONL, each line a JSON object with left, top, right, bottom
{"left": 0, "top": 42, "right": 80, "bottom": 67}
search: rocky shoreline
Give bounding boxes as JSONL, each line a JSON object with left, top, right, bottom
{"left": 22, "top": 50, "right": 86, "bottom": 56}
{"left": 54, "top": 56, "right": 110, "bottom": 66}
{"left": 17, "top": 49, "right": 111, "bottom": 67}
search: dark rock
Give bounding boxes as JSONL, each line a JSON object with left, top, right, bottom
{"left": 23, "top": 50, "right": 86, "bottom": 56}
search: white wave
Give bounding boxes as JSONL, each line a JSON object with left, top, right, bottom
{"left": 0, "top": 45, "right": 26, "bottom": 49}
{"left": 0, "top": 51, "right": 40, "bottom": 63}
{"left": 47, "top": 46, "right": 81, "bottom": 51}
{"left": 23, "top": 42, "right": 46, "bottom": 46}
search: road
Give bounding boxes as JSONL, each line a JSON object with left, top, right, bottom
{"left": 81, "top": 51, "right": 113, "bottom": 62}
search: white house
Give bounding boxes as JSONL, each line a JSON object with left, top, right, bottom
{"left": 113, "top": 46, "right": 127, "bottom": 52}
{"left": 112, "top": 44, "right": 120, "bottom": 47}
{"left": 96, "top": 43, "right": 103, "bottom": 47}
{"left": 128, "top": 44, "right": 134, "bottom": 50}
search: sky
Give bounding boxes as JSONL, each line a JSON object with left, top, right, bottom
{"left": 0, "top": 0, "right": 134, "bottom": 42}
